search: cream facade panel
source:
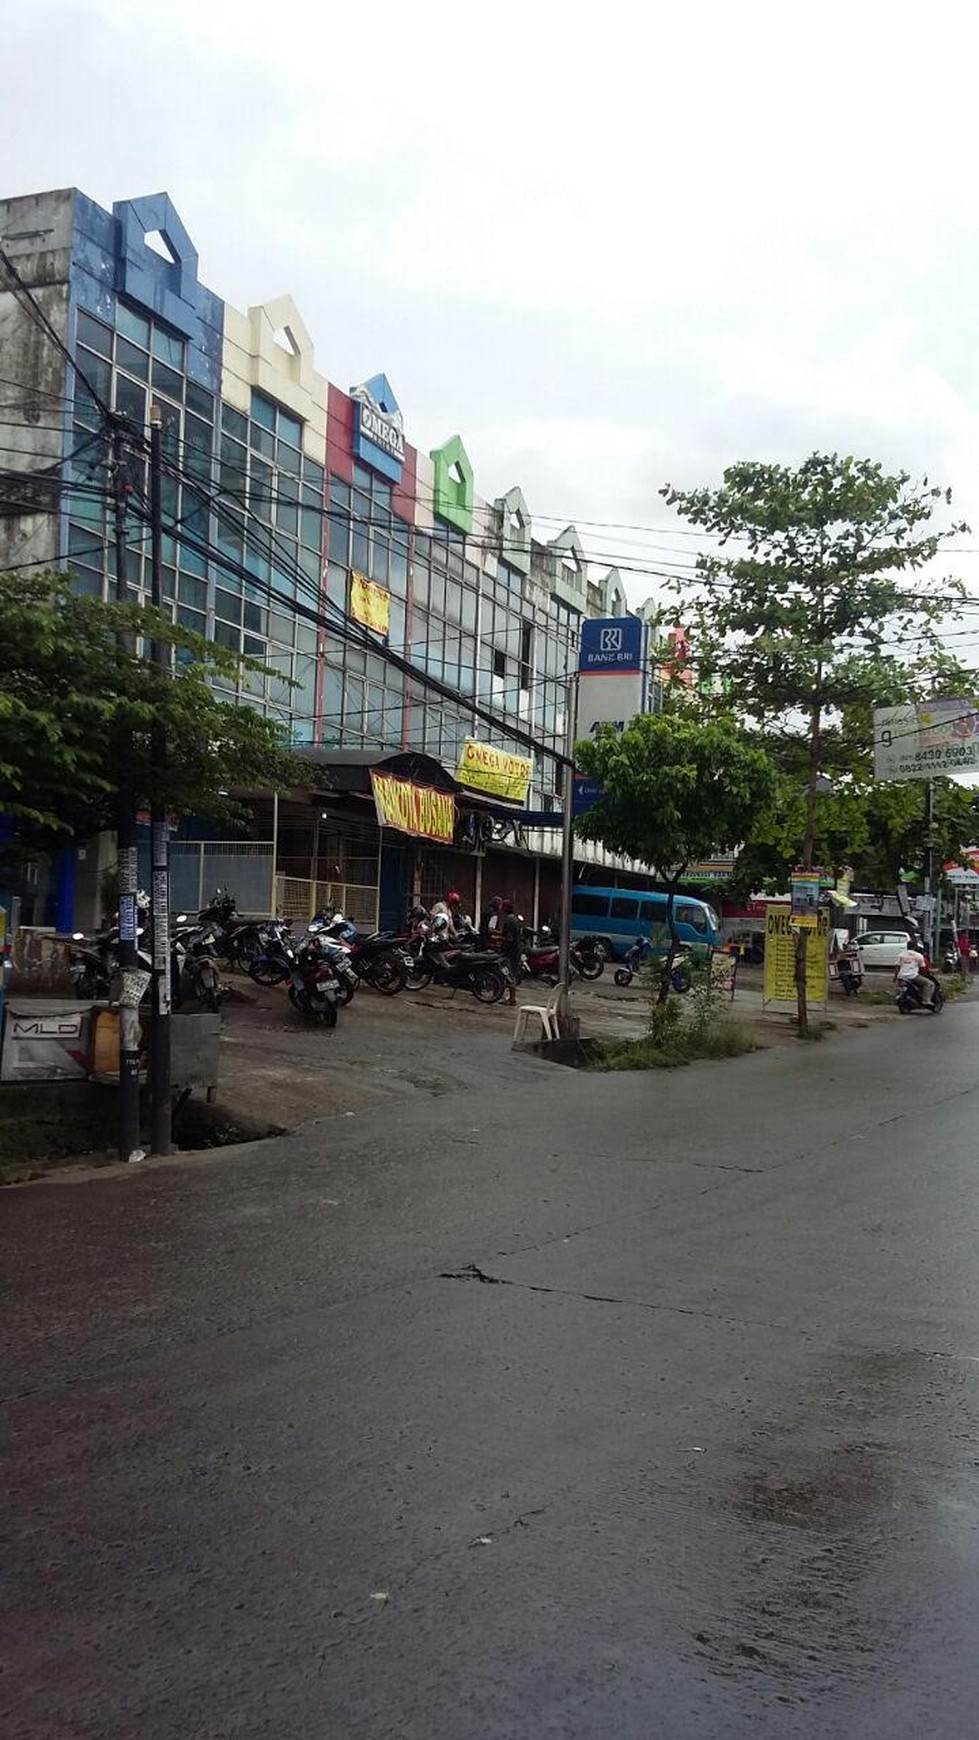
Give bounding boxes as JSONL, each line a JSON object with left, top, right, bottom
{"left": 221, "top": 295, "right": 327, "bottom": 465}
{"left": 413, "top": 450, "right": 435, "bottom": 532}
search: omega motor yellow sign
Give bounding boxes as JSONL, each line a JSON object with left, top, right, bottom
{"left": 456, "top": 739, "right": 532, "bottom": 804}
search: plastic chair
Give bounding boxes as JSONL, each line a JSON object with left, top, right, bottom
{"left": 513, "top": 981, "right": 565, "bottom": 1044}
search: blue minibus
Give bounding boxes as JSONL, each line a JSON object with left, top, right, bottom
{"left": 570, "top": 884, "right": 723, "bottom": 961}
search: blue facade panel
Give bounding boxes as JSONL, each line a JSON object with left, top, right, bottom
{"left": 68, "top": 190, "right": 224, "bottom": 388}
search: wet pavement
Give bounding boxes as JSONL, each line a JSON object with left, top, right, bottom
{"left": 4, "top": 997, "right": 979, "bottom": 1737}
{"left": 213, "top": 963, "right": 895, "bottom": 1131}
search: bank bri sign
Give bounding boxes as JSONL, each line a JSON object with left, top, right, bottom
{"left": 577, "top": 614, "right": 649, "bottom": 737}
{"left": 350, "top": 373, "right": 406, "bottom": 484}
{"left": 578, "top": 615, "right": 646, "bottom": 674}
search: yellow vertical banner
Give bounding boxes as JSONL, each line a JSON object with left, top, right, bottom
{"left": 350, "top": 571, "right": 391, "bottom": 636}
{"left": 763, "top": 905, "right": 828, "bottom": 1005}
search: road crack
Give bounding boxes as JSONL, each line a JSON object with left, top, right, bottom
{"left": 440, "top": 1262, "right": 796, "bottom": 1335}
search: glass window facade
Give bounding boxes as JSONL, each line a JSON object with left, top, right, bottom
{"left": 321, "top": 472, "right": 577, "bottom": 802}
{"left": 62, "top": 303, "right": 585, "bottom": 794}
{"left": 66, "top": 301, "right": 214, "bottom": 610}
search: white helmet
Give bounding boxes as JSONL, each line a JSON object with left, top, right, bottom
{"left": 432, "top": 912, "right": 450, "bottom": 934}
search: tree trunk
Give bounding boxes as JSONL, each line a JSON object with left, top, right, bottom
{"left": 794, "top": 689, "right": 823, "bottom": 1038}
{"left": 794, "top": 923, "right": 809, "bottom": 1038}
{"left": 658, "top": 872, "right": 686, "bottom": 1006}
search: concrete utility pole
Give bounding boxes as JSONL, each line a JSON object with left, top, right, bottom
{"left": 923, "top": 779, "right": 938, "bottom": 961}
{"left": 148, "top": 408, "right": 172, "bottom": 1156}
{"left": 556, "top": 672, "right": 578, "bottom": 1029}
{"left": 110, "top": 421, "right": 143, "bottom": 1164}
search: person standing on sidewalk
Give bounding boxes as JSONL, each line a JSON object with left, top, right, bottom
{"left": 480, "top": 894, "right": 502, "bottom": 947}
{"left": 499, "top": 900, "right": 523, "bottom": 1006}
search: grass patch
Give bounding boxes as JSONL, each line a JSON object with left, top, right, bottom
{"left": 593, "top": 1022, "right": 757, "bottom": 1072}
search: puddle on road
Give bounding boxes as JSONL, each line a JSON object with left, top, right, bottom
{"left": 733, "top": 1440, "right": 894, "bottom": 1534}
{"left": 685, "top": 1348, "right": 950, "bottom": 1709}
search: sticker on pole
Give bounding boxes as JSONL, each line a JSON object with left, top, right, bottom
{"left": 874, "top": 700, "right": 979, "bottom": 780}
{"left": 790, "top": 871, "right": 821, "bottom": 928}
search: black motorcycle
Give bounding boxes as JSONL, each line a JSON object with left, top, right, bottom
{"left": 170, "top": 915, "right": 224, "bottom": 1012}
{"left": 69, "top": 923, "right": 152, "bottom": 1000}
{"left": 895, "top": 976, "right": 944, "bottom": 1015}
{"left": 197, "top": 889, "right": 269, "bottom": 970}
{"left": 318, "top": 916, "right": 408, "bottom": 995}
{"left": 407, "top": 935, "right": 511, "bottom": 1002}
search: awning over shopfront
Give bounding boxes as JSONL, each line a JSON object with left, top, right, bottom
{"left": 299, "top": 747, "right": 458, "bottom": 797}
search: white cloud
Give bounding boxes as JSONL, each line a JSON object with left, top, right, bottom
{"left": 6, "top": 0, "right": 979, "bottom": 624}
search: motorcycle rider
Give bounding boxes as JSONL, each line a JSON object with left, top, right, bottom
{"left": 431, "top": 890, "right": 464, "bottom": 939}
{"left": 894, "top": 940, "right": 936, "bottom": 1007}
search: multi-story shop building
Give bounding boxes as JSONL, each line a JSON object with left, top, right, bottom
{"left": 0, "top": 186, "right": 656, "bottom": 931}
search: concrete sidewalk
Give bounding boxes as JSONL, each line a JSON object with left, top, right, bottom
{"left": 212, "top": 966, "right": 908, "bottom": 1136}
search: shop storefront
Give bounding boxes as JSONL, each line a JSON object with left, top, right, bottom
{"left": 302, "top": 747, "right": 554, "bottom": 932}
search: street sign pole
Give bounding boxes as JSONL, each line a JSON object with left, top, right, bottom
{"left": 111, "top": 420, "right": 143, "bottom": 1165}
{"left": 148, "top": 409, "right": 172, "bottom": 1156}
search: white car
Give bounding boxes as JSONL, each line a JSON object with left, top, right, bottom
{"left": 854, "top": 930, "right": 924, "bottom": 970}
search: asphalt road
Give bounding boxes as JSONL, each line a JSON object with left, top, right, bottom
{"left": 4, "top": 1000, "right": 979, "bottom": 1738}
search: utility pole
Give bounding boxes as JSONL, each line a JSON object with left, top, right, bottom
{"left": 556, "top": 671, "right": 578, "bottom": 1031}
{"left": 924, "top": 778, "right": 937, "bottom": 961}
{"left": 110, "top": 420, "right": 144, "bottom": 1164}
{"left": 148, "top": 408, "right": 172, "bottom": 1156}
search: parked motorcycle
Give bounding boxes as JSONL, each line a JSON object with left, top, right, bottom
{"left": 613, "top": 936, "right": 692, "bottom": 992}
{"left": 895, "top": 976, "right": 944, "bottom": 1015}
{"left": 836, "top": 945, "right": 864, "bottom": 997}
{"left": 406, "top": 934, "right": 512, "bottom": 1002}
{"left": 196, "top": 888, "right": 269, "bottom": 970}
{"left": 247, "top": 919, "right": 299, "bottom": 986}
{"left": 249, "top": 925, "right": 340, "bottom": 1024}
{"left": 522, "top": 927, "right": 605, "bottom": 985}
{"left": 69, "top": 931, "right": 116, "bottom": 1000}
{"left": 68, "top": 918, "right": 152, "bottom": 1001}
{"left": 318, "top": 913, "right": 408, "bottom": 994}
{"left": 303, "top": 919, "right": 360, "bottom": 1006}
{"left": 170, "top": 915, "right": 224, "bottom": 1012}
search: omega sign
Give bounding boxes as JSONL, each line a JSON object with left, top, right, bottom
{"left": 357, "top": 400, "right": 405, "bottom": 464}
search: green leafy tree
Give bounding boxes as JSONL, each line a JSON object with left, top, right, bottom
{"left": 0, "top": 570, "right": 307, "bottom": 853}
{"left": 574, "top": 713, "right": 777, "bottom": 1003}
{"left": 662, "top": 453, "right": 971, "bottom": 1031}
{"left": 724, "top": 757, "right": 979, "bottom": 899}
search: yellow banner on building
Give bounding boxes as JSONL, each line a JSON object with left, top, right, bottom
{"left": 763, "top": 904, "right": 829, "bottom": 1004}
{"left": 456, "top": 738, "right": 532, "bottom": 803}
{"left": 350, "top": 571, "right": 390, "bottom": 636}
{"left": 370, "top": 771, "right": 455, "bottom": 843}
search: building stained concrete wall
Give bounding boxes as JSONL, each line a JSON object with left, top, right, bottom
{"left": 0, "top": 189, "right": 75, "bottom": 571}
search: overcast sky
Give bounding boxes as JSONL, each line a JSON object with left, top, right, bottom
{"left": 5, "top": 0, "right": 979, "bottom": 617}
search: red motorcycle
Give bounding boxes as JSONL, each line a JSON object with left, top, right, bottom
{"left": 522, "top": 927, "right": 605, "bottom": 984}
